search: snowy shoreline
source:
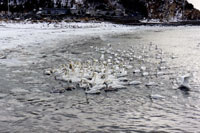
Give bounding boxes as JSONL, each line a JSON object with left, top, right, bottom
{"left": 0, "top": 21, "right": 130, "bottom": 51}
{"left": 0, "top": 21, "right": 174, "bottom": 51}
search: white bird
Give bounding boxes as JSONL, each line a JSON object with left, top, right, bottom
{"left": 85, "top": 88, "right": 101, "bottom": 94}
{"left": 156, "top": 71, "right": 165, "bottom": 76}
{"left": 150, "top": 94, "right": 165, "bottom": 100}
{"left": 118, "top": 77, "right": 129, "bottom": 82}
{"left": 128, "top": 81, "right": 142, "bottom": 85}
{"left": 146, "top": 82, "right": 158, "bottom": 87}
{"left": 100, "top": 54, "right": 105, "bottom": 61}
{"left": 116, "top": 68, "right": 127, "bottom": 78}
{"left": 125, "top": 65, "right": 133, "bottom": 69}
{"left": 158, "top": 66, "right": 167, "bottom": 70}
{"left": 133, "top": 69, "right": 141, "bottom": 73}
{"left": 141, "top": 66, "right": 146, "bottom": 71}
{"left": 142, "top": 72, "right": 149, "bottom": 76}
{"left": 107, "top": 43, "right": 111, "bottom": 47}
{"left": 108, "top": 83, "right": 126, "bottom": 89}
{"left": 178, "top": 74, "right": 191, "bottom": 91}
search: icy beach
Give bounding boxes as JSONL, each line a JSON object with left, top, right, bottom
{"left": 0, "top": 22, "right": 132, "bottom": 50}
{"left": 1, "top": 22, "right": 200, "bottom": 132}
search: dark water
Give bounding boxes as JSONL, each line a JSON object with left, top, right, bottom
{"left": 1, "top": 26, "right": 200, "bottom": 133}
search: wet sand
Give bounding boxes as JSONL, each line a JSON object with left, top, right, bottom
{"left": 1, "top": 23, "right": 200, "bottom": 132}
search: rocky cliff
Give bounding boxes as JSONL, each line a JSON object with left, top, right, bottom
{"left": 0, "top": 0, "right": 200, "bottom": 21}
{"left": 144, "top": 0, "right": 200, "bottom": 21}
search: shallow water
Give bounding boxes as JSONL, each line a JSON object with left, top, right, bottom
{"left": 1, "top": 26, "right": 200, "bottom": 132}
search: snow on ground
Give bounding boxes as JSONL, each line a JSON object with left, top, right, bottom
{"left": 0, "top": 21, "right": 161, "bottom": 51}
{"left": 0, "top": 21, "right": 127, "bottom": 50}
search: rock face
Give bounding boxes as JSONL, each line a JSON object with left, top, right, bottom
{"left": 145, "top": 0, "right": 200, "bottom": 21}
{"left": 0, "top": 0, "right": 200, "bottom": 21}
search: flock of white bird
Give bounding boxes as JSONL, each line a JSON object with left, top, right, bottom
{"left": 50, "top": 42, "right": 191, "bottom": 95}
